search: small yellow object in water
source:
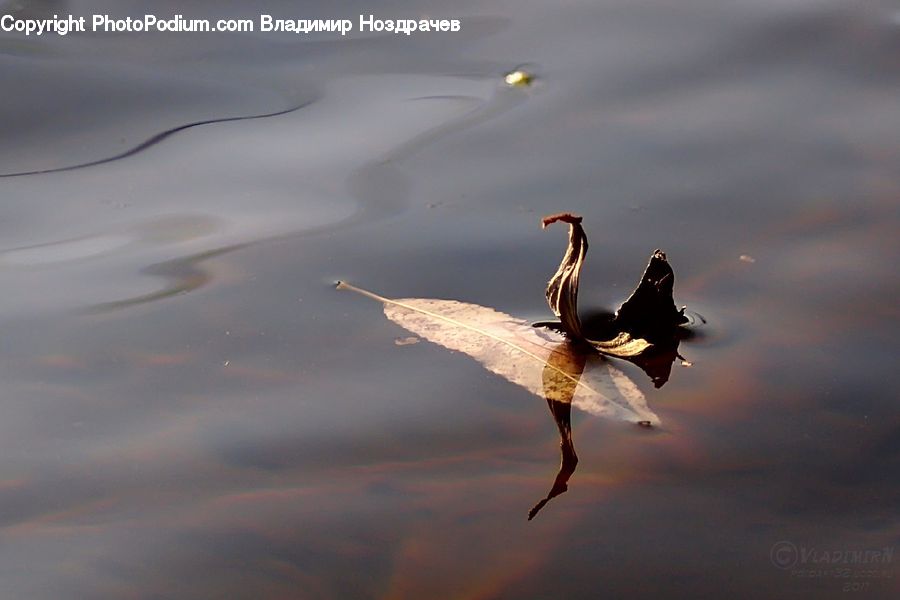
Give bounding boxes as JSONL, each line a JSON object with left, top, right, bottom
{"left": 504, "top": 70, "right": 533, "bottom": 87}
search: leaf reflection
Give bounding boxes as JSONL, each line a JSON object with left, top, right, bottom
{"left": 528, "top": 340, "right": 583, "bottom": 520}
{"left": 527, "top": 336, "right": 692, "bottom": 519}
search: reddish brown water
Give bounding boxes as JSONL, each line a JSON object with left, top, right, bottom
{"left": 0, "top": 1, "right": 898, "bottom": 598}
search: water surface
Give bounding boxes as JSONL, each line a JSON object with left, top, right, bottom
{"left": 1, "top": 1, "right": 898, "bottom": 598}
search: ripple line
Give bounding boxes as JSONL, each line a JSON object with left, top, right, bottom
{"left": 0, "top": 98, "right": 317, "bottom": 178}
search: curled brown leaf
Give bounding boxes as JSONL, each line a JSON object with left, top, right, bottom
{"left": 542, "top": 212, "right": 691, "bottom": 359}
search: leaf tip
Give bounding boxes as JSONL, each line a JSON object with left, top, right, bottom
{"left": 541, "top": 212, "right": 582, "bottom": 229}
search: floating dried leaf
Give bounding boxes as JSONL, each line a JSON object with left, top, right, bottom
{"left": 543, "top": 214, "right": 658, "bottom": 356}
{"left": 337, "top": 281, "right": 658, "bottom": 425}
{"left": 542, "top": 213, "right": 588, "bottom": 342}
{"left": 615, "top": 249, "right": 689, "bottom": 339}
{"left": 338, "top": 214, "right": 703, "bottom": 519}
{"left": 542, "top": 213, "right": 690, "bottom": 354}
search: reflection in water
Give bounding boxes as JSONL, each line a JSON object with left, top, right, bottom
{"left": 579, "top": 310, "right": 694, "bottom": 389}
{"left": 614, "top": 324, "right": 702, "bottom": 388}
{"left": 529, "top": 305, "right": 702, "bottom": 518}
{"left": 528, "top": 341, "right": 584, "bottom": 520}
{"left": 526, "top": 336, "right": 688, "bottom": 520}
{"left": 625, "top": 341, "right": 683, "bottom": 388}
{"left": 539, "top": 310, "right": 695, "bottom": 387}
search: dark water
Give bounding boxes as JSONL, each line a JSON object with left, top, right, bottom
{"left": 1, "top": 1, "right": 898, "bottom": 598}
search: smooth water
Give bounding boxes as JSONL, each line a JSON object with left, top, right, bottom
{"left": 1, "top": 1, "right": 898, "bottom": 598}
